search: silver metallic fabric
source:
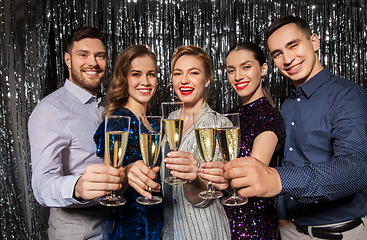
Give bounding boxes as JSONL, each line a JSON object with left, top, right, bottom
{"left": 1, "top": 0, "right": 366, "bottom": 239}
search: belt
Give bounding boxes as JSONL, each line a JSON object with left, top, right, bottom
{"left": 66, "top": 204, "right": 102, "bottom": 212}
{"left": 295, "top": 218, "right": 363, "bottom": 240}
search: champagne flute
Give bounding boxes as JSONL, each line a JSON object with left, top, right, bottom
{"left": 193, "top": 111, "right": 223, "bottom": 199}
{"left": 161, "top": 102, "right": 188, "bottom": 185}
{"left": 217, "top": 113, "right": 248, "bottom": 206}
{"left": 136, "top": 116, "right": 163, "bottom": 205}
{"left": 100, "top": 115, "right": 130, "bottom": 206}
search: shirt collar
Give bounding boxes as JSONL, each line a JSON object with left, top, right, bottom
{"left": 201, "top": 101, "right": 211, "bottom": 113}
{"left": 64, "top": 79, "right": 99, "bottom": 104}
{"left": 291, "top": 67, "right": 331, "bottom": 99}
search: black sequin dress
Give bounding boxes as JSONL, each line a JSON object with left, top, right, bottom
{"left": 225, "top": 97, "right": 285, "bottom": 239}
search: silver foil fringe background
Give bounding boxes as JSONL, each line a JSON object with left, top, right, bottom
{"left": 1, "top": 0, "right": 366, "bottom": 239}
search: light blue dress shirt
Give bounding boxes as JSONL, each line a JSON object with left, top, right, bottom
{"left": 29, "top": 80, "right": 105, "bottom": 208}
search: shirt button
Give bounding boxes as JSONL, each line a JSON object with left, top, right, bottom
{"left": 291, "top": 122, "right": 295, "bottom": 126}
{"left": 297, "top": 98, "right": 301, "bottom": 102}
{"left": 289, "top": 147, "right": 293, "bottom": 151}
{"left": 290, "top": 197, "right": 294, "bottom": 200}
{"left": 173, "top": 199, "right": 178, "bottom": 204}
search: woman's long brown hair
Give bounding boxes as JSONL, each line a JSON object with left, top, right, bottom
{"left": 103, "top": 44, "right": 158, "bottom": 118}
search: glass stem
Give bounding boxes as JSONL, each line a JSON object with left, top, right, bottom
{"left": 231, "top": 187, "right": 238, "bottom": 198}
{"left": 208, "top": 182, "right": 214, "bottom": 193}
{"left": 110, "top": 166, "right": 119, "bottom": 199}
{"left": 171, "top": 149, "right": 177, "bottom": 180}
{"left": 111, "top": 190, "right": 116, "bottom": 198}
{"left": 148, "top": 166, "right": 153, "bottom": 198}
{"left": 147, "top": 188, "right": 152, "bottom": 199}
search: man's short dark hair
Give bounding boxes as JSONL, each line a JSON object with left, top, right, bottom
{"left": 66, "top": 26, "right": 106, "bottom": 54}
{"left": 264, "top": 16, "right": 312, "bottom": 48}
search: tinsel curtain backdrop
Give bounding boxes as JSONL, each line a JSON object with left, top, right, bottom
{"left": 1, "top": 0, "right": 366, "bottom": 239}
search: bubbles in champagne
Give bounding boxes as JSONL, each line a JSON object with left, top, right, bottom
{"left": 216, "top": 127, "right": 240, "bottom": 162}
{"left": 163, "top": 119, "right": 184, "bottom": 151}
{"left": 105, "top": 131, "right": 129, "bottom": 168}
{"left": 195, "top": 127, "right": 216, "bottom": 162}
{"left": 139, "top": 133, "right": 162, "bottom": 167}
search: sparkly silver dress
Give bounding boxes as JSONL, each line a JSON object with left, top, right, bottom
{"left": 161, "top": 103, "right": 231, "bottom": 240}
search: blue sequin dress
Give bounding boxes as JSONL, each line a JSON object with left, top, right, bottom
{"left": 225, "top": 97, "right": 285, "bottom": 240}
{"left": 94, "top": 107, "right": 163, "bottom": 240}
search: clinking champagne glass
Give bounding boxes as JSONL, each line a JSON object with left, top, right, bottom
{"left": 100, "top": 115, "right": 130, "bottom": 206}
{"left": 217, "top": 113, "right": 248, "bottom": 206}
{"left": 136, "top": 116, "right": 163, "bottom": 205}
{"left": 193, "top": 111, "right": 223, "bottom": 200}
{"left": 161, "top": 102, "right": 188, "bottom": 185}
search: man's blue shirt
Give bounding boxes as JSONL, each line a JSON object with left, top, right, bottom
{"left": 277, "top": 68, "right": 367, "bottom": 226}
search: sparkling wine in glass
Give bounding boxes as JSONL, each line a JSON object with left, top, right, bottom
{"left": 194, "top": 111, "right": 223, "bottom": 200}
{"left": 100, "top": 115, "right": 130, "bottom": 206}
{"left": 217, "top": 113, "right": 248, "bottom": 206}
{"left": 161, "top": 102, "right": 188, "bottom": 185}
{"left": 136, "top": 116, "right": 163, "bottom": 205}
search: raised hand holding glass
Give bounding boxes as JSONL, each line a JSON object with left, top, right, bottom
{"left": 161, "top": 102, "right": 187, "bottom": 185}
{"left": 194, "top": 111, "right": 223, "bottom": 200}
{"left": 137, "top": 116, "right": 163, "bottom": 205}
{"left": 217, "top": 113, "right": 248, "bottom": 206}
{"left": 100, "top": 115, "right": 130, "bottom": 206}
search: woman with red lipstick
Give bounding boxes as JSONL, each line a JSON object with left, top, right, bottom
{"left": 94, "top": 44, "right": 163, "bottom": 240}
{"left": 160, "top": 46, "right": 231, "bottom": 239}
{"left": 199, "top": 42, "right": 285, "bottom": 239}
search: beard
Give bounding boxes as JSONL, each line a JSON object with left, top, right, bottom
{"left": 69, "top": 66, "right": 106, "bottom": 95}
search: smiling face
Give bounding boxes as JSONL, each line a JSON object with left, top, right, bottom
{"left": 267, "top": 23, "right": 323, "bottom": 88}
{"left": 226, "top": 49, "right": 267, "bottom": 104}
{"left": 64, "top": 38, "right": 107, "bottom": 95}
{"left": 126, "top": 55, "right": 157, "bottom": 108}
{"left": 172, "top": 55, "right": 210, "bottom": 108}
